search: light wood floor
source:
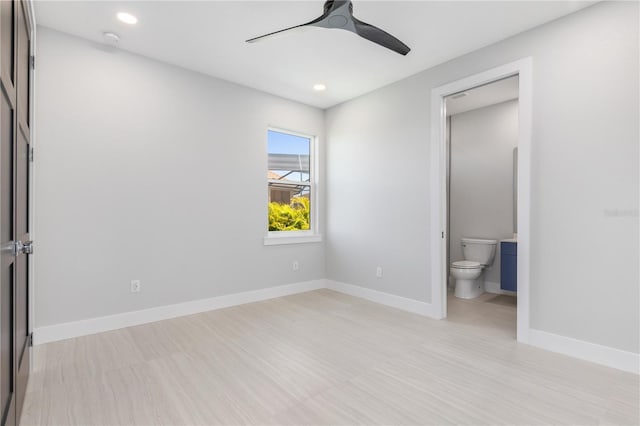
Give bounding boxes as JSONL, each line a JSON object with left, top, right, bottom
{"left": 21, "top": 289, "right": 639, "bottom": 425}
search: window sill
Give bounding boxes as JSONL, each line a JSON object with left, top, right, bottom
{"left": 263, "top": 233, "right": 323, "bottom": 246}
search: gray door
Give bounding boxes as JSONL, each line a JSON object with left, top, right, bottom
{"left": 0, "top": 1, "right": 31, "bottom": 424}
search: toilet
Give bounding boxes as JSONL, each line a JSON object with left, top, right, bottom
{"left": 450, "top": 237, "right": 497, "bottom": 299}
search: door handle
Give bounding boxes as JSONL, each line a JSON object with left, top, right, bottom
{"left": 12, "top": 240, "right": 33, "bottom": 256}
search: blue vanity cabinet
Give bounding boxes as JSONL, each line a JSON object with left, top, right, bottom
{"left": 500, "top": 241, "right": 517, "bottom": 292}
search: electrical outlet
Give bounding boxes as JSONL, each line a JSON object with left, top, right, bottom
{"left": 292, "top": 261, "right": 299, "bottom": 272}
{"left": 376, "top": 266, "right": 383, "bottom": 278}
{"left": 130, "top": 279, "right": 141, "bottom": 293}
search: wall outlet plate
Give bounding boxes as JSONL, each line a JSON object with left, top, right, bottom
{"left": 130, "top": 279, "right": 141, "bottom": 293}
{"left": 292, "top": 261, "right": 299, "bottom": 271}
{"left": 376, "top": 266, "right": 383, "bottom": 278}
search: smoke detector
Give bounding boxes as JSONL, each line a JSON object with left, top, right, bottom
{"left": 103, "top": 32, "right": 120, "bottom": 45}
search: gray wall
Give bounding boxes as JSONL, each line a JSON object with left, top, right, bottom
{"left": 449, "top": 100, "right": 519, "bottom": 287}
{"left": 326, "top": 2, "right": 639, "bottom": 353}
{"left": 34, "top": 27, "right": 326, "bottom": 327}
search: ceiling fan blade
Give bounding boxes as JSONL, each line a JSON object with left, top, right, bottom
{"left": 351, "top": 18, "right": 410, "bottom": 56}
{"left": 246, "top": 14, "right": 327, "bottom": 43}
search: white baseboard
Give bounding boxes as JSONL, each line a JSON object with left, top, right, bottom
{"left": 33, "top": 280, "right": 325, "bottom": 345}
{"left": 529, "top": 329, "right": 639, "bottom": 374}
{"left": 326, "top": 280, "right": 438, "bottom": 318}
{"left": 33, "top": 278, "right": 639, "bottom": 376}
{"left": 484, "top": 281, "right": 517, "bottom": 296}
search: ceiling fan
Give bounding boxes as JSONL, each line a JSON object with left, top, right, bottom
{"left": 246, "top": 0, "right": 411, "bottom": 56}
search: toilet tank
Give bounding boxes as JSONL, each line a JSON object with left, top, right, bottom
{"left": 461, "top": 238, "right": 497, "bottom": 266}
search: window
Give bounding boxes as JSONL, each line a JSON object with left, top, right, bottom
{"left": 265, "top": 129, "right": 320, "bottom": 245}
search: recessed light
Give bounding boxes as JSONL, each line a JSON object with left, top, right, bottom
{"left": 450, "top": 92, "right": 469, "bottom": 100}
{"left": 313, "top": 84, "right": 326, "bottom": 91}
{"left": 117, "top": 12, "right": 138, "bottom": 25}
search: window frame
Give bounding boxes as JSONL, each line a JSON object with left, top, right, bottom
{"left": 264, "top": 127, "right": 321, "bottom": 246}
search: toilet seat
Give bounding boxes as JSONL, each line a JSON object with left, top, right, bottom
{"left": 451, "top": 260, "right": 482, "bottom": 269}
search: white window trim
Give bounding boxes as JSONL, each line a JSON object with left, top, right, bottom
{"left": 264, "top": 127, "right": 322, "bottom": 246}
{"left": 263, "top": 232, "right": 322, "bottom": 246}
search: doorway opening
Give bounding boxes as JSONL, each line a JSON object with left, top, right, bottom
{"left": 445, "top": 75, "right": 519, "bottom": 336}
{"left": 429, "top": 59, "right": 532, "bottom": 343}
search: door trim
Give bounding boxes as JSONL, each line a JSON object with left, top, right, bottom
{"left": 25, "top": 0, "right": 35, "bottom": 372}
{"left": 429, "top": 58, "right": 533, "bottom": 343}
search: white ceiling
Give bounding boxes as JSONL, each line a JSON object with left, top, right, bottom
{"left": 35, "top": 1, "right": 594, "bottom": 109}
{"left": 446, "top": 75, "right": 519, "bottom": 116}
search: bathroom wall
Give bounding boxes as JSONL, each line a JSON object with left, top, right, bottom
{"left": 449, "top": 100, "right": 519, "bottom": 290}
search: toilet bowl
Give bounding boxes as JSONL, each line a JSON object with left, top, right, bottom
{"left": 451, "top": 261, "right": 484, "bottom": 299}
{"left": 450, "top": 238, "right": 497, "bottom": 299}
